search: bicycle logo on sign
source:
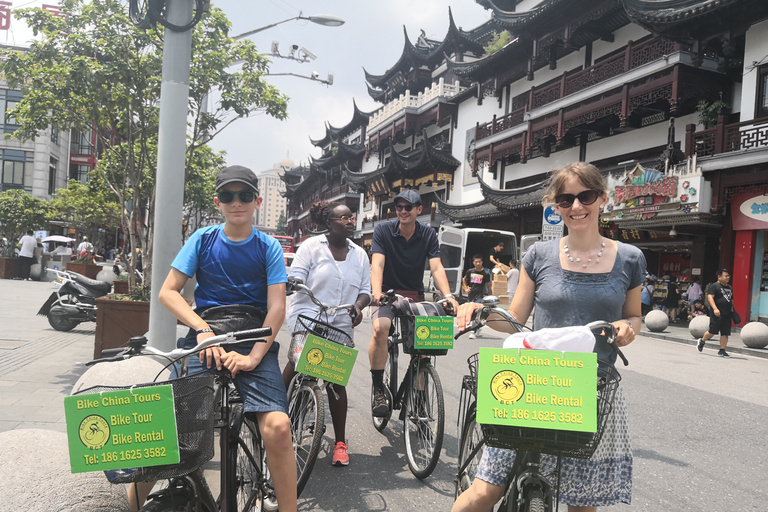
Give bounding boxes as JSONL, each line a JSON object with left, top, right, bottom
{"left": 490, "top": 370, "right": 525, "bottom": 405}
{"left": 78, "top": 415, "right": 110, "bottom": 450}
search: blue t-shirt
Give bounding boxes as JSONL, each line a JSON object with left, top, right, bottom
{"left": 371, "top": 219, "right": 440, "bottom": 293}
{"left": 172, "top": 224, "right": 287, "bottom": 310}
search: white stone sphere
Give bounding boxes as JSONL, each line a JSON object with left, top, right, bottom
{"left": 72, "top": 356, "right": 171, "bottom": 395}
{"left": 0, "top": 429, "right": 130, "bottom": 511}
{"left": 96, "top": 268, "right": 117, "bottom": 283}
{"left": 688, "top": 315, "right": 710, "bottom": 339}
{"left": 741, "top": 321, "right": 768, "bottom": 349}
{"left": 644, "top": 309, "right": 669, "bottom": 332}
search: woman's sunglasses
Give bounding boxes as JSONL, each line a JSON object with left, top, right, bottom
{"left": 554, "top": 189, "right": 600, "bottom": 208}
{"left": 330, "top": 215, "right": 357, "bottom": 224}
{"left": 217, "top": 190, "right": 257, "bottom": 204}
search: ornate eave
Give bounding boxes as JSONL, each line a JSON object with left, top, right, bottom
{"left": 488, "top": 0, "right": 571, "bottom": 30}
{"left": 389, "top": 132, "right": 461, "bottom": 172}
{"left": 435, "top": 197, "right": 508, "bottom": 222}
{"left": 621, "top": 0, "right": 768, "bottom": 31}
{"left": 310, "top": 140, "right": 367, "bottom": 169}
{"left": 309, "top": 124, "right": 341, "bottom": 148}
{"left": 325, "top": 100, "right": 375, "bottom": 141}
{"left": 478, "top": 175, "right": 546, "bottom": 210}
{"left": 446, "top": 36, "right": 531, "bottom": 80}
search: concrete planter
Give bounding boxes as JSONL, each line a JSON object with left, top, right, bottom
{"left": 112, "top": 280, "right": 129, "bottom": 294}
{"left": 93, "top": 297, "right": 150, "bottom": 359}
{"left": 0, "top": 257, "right": 18, "bottom": 279}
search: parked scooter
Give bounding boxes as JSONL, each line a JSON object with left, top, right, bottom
{"left": 37, "top": 270, "right": 112, "bottom": 331}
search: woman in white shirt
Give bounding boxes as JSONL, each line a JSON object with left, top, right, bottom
{"left": 282, "top": 202, "right": 371, "bottom": 466}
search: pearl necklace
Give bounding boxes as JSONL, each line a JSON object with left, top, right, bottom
{"left": 563, "top": 241, "right": 605, "bottom": 268}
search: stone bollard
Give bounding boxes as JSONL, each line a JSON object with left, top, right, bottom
{"left": 740, "top": 321, "right": 768, "bottom": 349}
{"left": 96, "top": 268, "right": 118, "bottom": 283}
{"left": 0, "top": 429, "right": 130, "bottom": 511}
{"left": 72, "top": 356, "right": 171, "bottom": 394}
{"left": 689, "top": 315, "right": 709, "bottom": 339}
{"left": 644, "top": 310, "right": 669, "bottom": 332}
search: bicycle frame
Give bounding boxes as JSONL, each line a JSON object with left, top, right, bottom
{"left": 386, "top": 315, "right": 434, "bottom": 419}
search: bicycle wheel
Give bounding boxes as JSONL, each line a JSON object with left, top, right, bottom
{"left": 139, "top": 476, "right": 216, "bottom": 512}
{"left": 289, "top": 379, "right": 325, "bottom": 497}
{"left": 371, "top": 339, "right": 394, "bottom": 432}
{"left": 521, "top": 486, "right": 546, "bottom": 512}
{"left": 403, "top": 362, "right": 444, "bottom": 479}
{"left": 231, "top": 411, "right": 277, "bottom": 512}
{"left": 455, "top": 403, "right": 484, "bottom": 500}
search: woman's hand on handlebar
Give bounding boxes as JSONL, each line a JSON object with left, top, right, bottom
{"left": 611, "top": 320, "right": 636, "bottom": 347}
{"left": 456, "top": 301, "right": 484, "bottom": 333}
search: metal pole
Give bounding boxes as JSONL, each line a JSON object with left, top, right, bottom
{"left": 148, "top": 0, "right": 194, "bottom": 349}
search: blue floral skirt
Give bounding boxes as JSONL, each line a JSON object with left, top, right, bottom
{"left": 475, "top": 386, "right": 632, "bottom": 507}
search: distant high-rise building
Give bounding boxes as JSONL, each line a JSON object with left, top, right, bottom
{"left": 253, "top": 158, "right": 291, "bottom": 234}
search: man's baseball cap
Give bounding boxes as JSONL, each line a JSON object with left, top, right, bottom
{"left": 215, "top": 165, "right": 259, "bottom": 192}
{"left": 393, "top": 189, "right": 422, "bottom": 206}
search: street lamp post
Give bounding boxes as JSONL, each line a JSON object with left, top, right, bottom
{"left": 147, "top": 8, "right": 344, "bottom": 350}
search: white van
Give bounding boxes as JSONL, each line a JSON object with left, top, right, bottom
{"left": 424, "top": 226, "right": 517, "bottom": 298}
{"left": 519, "top": 234, "right": 542, "bottom": 262}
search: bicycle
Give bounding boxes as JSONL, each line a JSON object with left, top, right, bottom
{"left": 370, "top": 290, "right": 454, "bottom": 479}
{"left": 284, "top": 276, "right": 356, "bottom": 496}
{"left": 454, "top": 297, "right": 626, "bottom": 511}
{"left": 76, "top": 327, "right": 278, "bottom": 512}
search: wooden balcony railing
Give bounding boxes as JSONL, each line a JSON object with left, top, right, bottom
{"left": 686, "top": 116, "right": 768, "bottom": 157}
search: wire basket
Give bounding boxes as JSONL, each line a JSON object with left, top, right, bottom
{"left": 74, "top": 371, "right": 215, "bottom": 483}
{"left": 478, "top": 361, "right": 621, "bottom": 460}
{"left": 289, "top": 314, "right": 354, "bottom": 365}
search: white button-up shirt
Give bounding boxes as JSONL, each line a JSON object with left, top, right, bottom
{"left": 286, "top": 235, "right": 372, "bottom": 339}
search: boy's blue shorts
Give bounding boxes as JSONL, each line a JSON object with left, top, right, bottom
{"left": 177, "top": 329, "right": 289, "bottom": 415}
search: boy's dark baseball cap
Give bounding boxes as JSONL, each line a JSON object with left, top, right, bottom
{"left": 394, "top": 189, "right": 422, "bottom": 205}
{"left": 215, "top": 165, "right": 259, "bottom": 192}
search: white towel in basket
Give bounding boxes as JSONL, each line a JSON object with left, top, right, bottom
{"left": 502, "top": 326, "right": 595, "bottom": 353}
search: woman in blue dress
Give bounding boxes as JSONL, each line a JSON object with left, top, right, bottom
{"left": 453, "top": 162, "right": 645, "bottom": 512}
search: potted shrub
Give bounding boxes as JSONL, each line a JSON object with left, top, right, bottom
{"left": 93, "top": 285, "right": 151, "bottom": 359}
{"left": 67, "top": 251, "right": 102, "bottom": 280}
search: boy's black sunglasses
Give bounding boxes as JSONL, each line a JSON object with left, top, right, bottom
{"left": 554, "top": 189, "right": 600, "bottom": 208}
{"left": 217, "top": 190, "right": 257, "bottom": 204}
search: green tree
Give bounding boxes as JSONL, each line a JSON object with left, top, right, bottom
{"left": 0, "top": 189, "right": 50, "bottom": 256}
{"left": 48, "top": 179, "right": 121, "bottom": 249}
{"left": 1, "top": 0, "right": 288, "bottom": 288}
{"left": 275, "top": 210, "right": 287, "bottom": 236}
{"left": 183, "top": 146, "right": 225, "bottom": 241}
{"left": 484, "top": 31, "right": 511, "bottom": 56}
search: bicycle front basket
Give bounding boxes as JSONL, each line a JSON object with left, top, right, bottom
{"left": 481, "top": 362, "right": 621, "bottom": 459}
{"left": 74, "top": 371, "right": 215, "bottom": 483}
{"left": 289, "top": 314, "right": 354, "bottom": 365}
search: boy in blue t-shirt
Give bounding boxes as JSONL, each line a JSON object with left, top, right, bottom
{"left": 157, "top": 165, "right": 296, "bottom": 512}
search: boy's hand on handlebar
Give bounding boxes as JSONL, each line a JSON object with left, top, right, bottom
{"left": 612, "top": 320, "right": 635, "bottom": 347}
{"left": 197, "top": 331, "right": 225, "bottom": 370}
{"left": 220, "top": 351, "right": 259, "bottom": 378}
{"left": 456, "top": 302, "right": 484, "bottom": 332}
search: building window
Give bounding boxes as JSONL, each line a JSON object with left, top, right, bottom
{"left": 758, "top": 64, "right": 768, "bottom": 119}
{"left": 48, "top": 157, "right": 58, "bottom": 196}
{"left": 70, "top": 127, "right": 93, "bottom": 156}
{"left": 51, "top": 125, "right": 59, "bottom": 144}
{"left": 0, "top": 89, "right": 22, "bottom": 134}
{"left": 0, "top": 149, "right": 34, "bottom": 192}
{"left": 69, "top": 163, "right": 91, "bottom": 184}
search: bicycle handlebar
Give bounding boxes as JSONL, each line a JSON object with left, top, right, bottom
{"left": 378, "top": 289, "right": 456, "bottom": 316}
{"left": 286, "top": 277, "right": 358, "bottom": 321}
{"left": 86, "top": 327, "right": 273, "bottom": 366}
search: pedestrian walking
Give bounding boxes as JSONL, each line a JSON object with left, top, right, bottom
{"left": 640, "top": 277, "right": 654, "bottom": 316}
{"left": 663, "top": 276, "right": 680, "bottom": 322}
{"left": 697, "top": 269, "right": 739, "bottom": 357}
{"left": 16, "top": 230, "right": 37, "bottom": 280}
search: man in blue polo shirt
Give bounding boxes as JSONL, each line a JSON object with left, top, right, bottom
{"left": 369, "top": 189, "right": 458, "bottom": 417}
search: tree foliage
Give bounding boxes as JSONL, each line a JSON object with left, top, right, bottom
{"left": 275, "top": 210, "right": 287, "bottom": 236}
{"left": 484, "top": 31, "right": 511, "bottom": 56}
{"left": 48, "top": 178, "right": 121, "bottom": 246}
{"left": 0, "top": 189, "right": 50, "bottom": 255}
{"left": 0, "top": 0, "right": 288, "bottom": 288}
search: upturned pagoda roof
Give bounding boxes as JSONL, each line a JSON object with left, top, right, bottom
{"left": 365, "top": 9, "right": 492, "bottom": 100}
{"left": 309, "top": 100, "right": 374, "bottom": 147}
{"left": 309, "top": 140, "right": 367, "bottom": 169}
{"left": 436, "top": 175, "right": 546, "bottom": 222}
{"left": 434, "top": 197, "right": 508, "bottom": 222}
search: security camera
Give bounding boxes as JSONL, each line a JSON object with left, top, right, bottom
{"left": 311, "top": 71, "right": 320, "bottom": 80}
{"left": 289, "top": 44, "right": 299, "bottom": 55}
{"left": 270, "top": 41, "right": 279, "bottom": 55}
{"left": 326, "top": 73, "right": 334, "bottom": 85}
{"left": 300, "top": 47, "right": 317, "bottom": 60}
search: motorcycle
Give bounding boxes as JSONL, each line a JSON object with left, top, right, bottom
{"left": 37, "top": 270, "right": 112, "bottom": 331}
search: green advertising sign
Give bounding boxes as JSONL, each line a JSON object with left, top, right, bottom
{"left": 476, "top": 348, "right": 598, "bottom": 433}
{"left": 296, "top": 333, "right": 358, "bottom": 386}
{"left": 413, "top": 316, "right": 454, "bottom": 350}
{"left": 64, "top": 385, "right": 180, "bottom": 473}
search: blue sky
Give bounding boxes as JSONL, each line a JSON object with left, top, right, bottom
{"left": 210, "top": 0, "right": 492, "bottom": 173}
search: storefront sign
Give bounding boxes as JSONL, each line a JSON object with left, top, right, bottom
{"left": 295, "top": 333, "right": 358, "bottom": 386}
{"left": 413, "top": 316, "right": 454, "bottom": 350}
{"left": 732, "top": 193, "right": 768, "bottom": 230}
{"left": 601, "top": 163, "right": 711, "bottom": 223}
{"left": 476, "top": 348, "right": 598, "bottom": 433}
{"left": 64, "top": 385, "right": 179, "bottom": 473}
{"left": 541, "top": 205, "right": 564, "bottom": 241}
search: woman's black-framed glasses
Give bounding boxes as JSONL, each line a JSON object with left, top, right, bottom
{"left": 554, "top": 189, "right": 600, "bottom": 208}
{"left": 217, "top": 190, "right": 257, "bottom": 204}
{"left": 395, "top": 204, "right": 415, "bottom": 212}
{"left": 330, "top": 215, "right": 357, "bottom": 224}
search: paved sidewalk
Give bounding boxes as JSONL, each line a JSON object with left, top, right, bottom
{"left": 1, "top": 278, "right": 766, "bottom": 434}
{"left": 640, "top": 319, "right": 768, "bottom": 359}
